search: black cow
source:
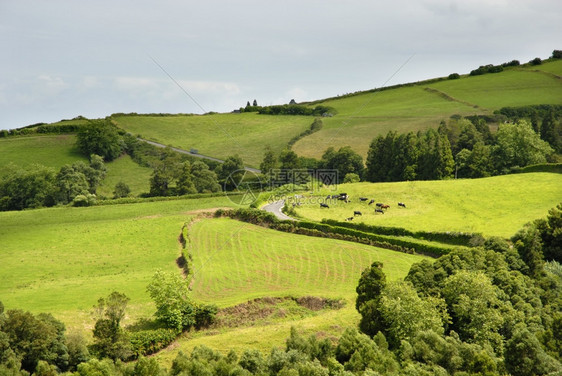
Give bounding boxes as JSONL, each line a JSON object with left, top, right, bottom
{"left": 375, "top": 209, "right": 384, "bottom": 214}
{"left": 359, "top": 197, "right": 368, "bottom": 202}
{"left": 354, "top": 211, "right": 362, "bottom": 216}
{"left": 368, "top": 199, "right": 375, "bottom": 205}
{"left": 398, "top": 202, "right": 406, "bottom": 208}
{"left": 345, "top": 217, "right": 354, "bottom": 221}
{"left": 320, "top": 203, "right": 330, "bottom": 208}
{"left": 376, "top": 203, "right": 383, "bottom": 208}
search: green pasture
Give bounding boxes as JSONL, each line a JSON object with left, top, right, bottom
{"left": 152, "top": 217, "right": 428, "bottom": 362}
{"left": 0, "top": 134, "right": 86, "bottom": 170}
{"left": 112, "top": 113, "right": 314, "bottom": 168}
{"left": 293, "top": 172, "right": 562, "bottom": 238}
{"left": 96, "top": 154, "right": 152, "bottom": 198}
{"left": 293, "top": 60, "right": 562, "bottom": 160}
{"left": 0, "top": 196, "right": 238, "bottom": 332}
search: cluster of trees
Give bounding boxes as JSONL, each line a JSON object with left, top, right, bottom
{"left": 0, "top": 269, "right": 218, "bottom": 375}
{"left": 259, "top": 145, "right": 364, "bottom": 186}
{"left": 355, "top": 204, "right": 562, "bottom": 375}
{"left": 364, "top": 117, "right": 557, "bottom": 182}
{"left": 0, "top": 155, "right": 106, "bottom": 211}
{"left": 239, "top": 100, "right": 336, "bottom": 117}
{"left": 365, "top": 128, "right": 454, "bottom": 182}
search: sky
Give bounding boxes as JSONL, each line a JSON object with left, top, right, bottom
{"left": 1, "top": 0, "right": 561, "bottom": 130}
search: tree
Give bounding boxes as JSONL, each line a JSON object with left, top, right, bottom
{"left": 343, "top": 173, "right": 360, "bottom": 183}
{"left": 113, "top": 181, "right": 131, "bottom": 199}
{"left": 320, "top": 146, "right": 364, "bottom": 183}
{"left": 252, "top": 99, "right": 258, "bottom": 107}
{"left": 505, "top": 325, "right": 561, "bottom": 376}
{"left": 492, "top": 120, "right": 553, "bottom": 173}
{"left": 55, "top": 164, "right": 90, "bottom": 204}
{"left": 260, "top": 146, "right": 277, "bottom": 176}
{"left": 279, "top": 149, "right": 300, "bottom": 171}
{"left": 191, "top": 161, "right": 220, "bottom": 193}
{"left": 76, "top": 120, "right": 122, "bottom": 161}
{"left": 0, "top": 163, "right": 56, "bottom": 211}
{"left": 146, "top": 270, "right": 196, "bottom": 330}
{"left": 176, "top": 162, "right": 197, "bottom": 195}
{"left": 0, "top": 310, "right": 69, "bottom": 373}
{"left": 90, "top": 292, "right": 131, "bottom": 360}
{"left": 539, "top": 204, "right": 562, "bottom": 263}
{"left": 217, "top": 155, "right": 245, "bottom": 191}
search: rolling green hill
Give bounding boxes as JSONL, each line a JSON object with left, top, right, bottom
{"left": 293, "top": 59, "right": 562, "bottom": 159}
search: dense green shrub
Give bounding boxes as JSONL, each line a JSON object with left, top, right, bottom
{"left": 129, "top": 328, "right": 179, "bottom": 357}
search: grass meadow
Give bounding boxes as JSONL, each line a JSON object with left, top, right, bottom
{"left": 96, "top": 154, "right": 152, "bottom": 198}
{"left": 0, "top": 196, "right": 238, "bottom": 333}
{"left": 293, "top": 172, "right": 562, "bottom": 238}
{"left": 113, "top": 113, "right": 314, "bottom": 168}
{"left": 152, "top": 217, "right": 429, "bottom": 362}
{"left": 0, "top": 134, "right": 86, "bottom": 169}
{"left": 293, "top": 60, "right": 562, "bottom": 160}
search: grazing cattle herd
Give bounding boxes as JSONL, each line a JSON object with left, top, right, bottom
{"left": 316, "top": 193, "right": 407, "bottom": 221}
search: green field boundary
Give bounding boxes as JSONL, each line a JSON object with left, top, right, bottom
{"left": 215, "top": 208, "right": 462, "bottom": 257}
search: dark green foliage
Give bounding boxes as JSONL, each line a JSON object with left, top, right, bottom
{"left": 217, "top": 155, "right": 245, "bottom": 191}
{"left": 539, "top": 204, "right": 562, "bottom": 263}
{"left": 505, "top": 325, "right": 561, "bottom": 376}
{"left": 90, "top": 292, "right": 131, "bottom": 361}
{"left": 553, "top": 50, "right": 562, "bottom": 59}
{"left": 447, "top": 73, "right": 460, "bottom": 79}
{"left": 469, "top": 64, "right": 503, "bottom": 76}
{"left": 0, "top": 309, "right": 69, "bottom": 373}
{"left": 113, "top": 181, "right": 131, "bottom": 199}
{"left": 129, "top": 329, "right": 179, "bottom": 358}
{"left": 76, "top": 120, "right": 123, "bottom": 161}
{"left": 365, "top": 128, "right": 453, "bottom": 182}
{"left": 191, "top": 161, "right": 220, "bottom": 193}
{"left": 0, "top": 163, "right": 56, "bottom": 211}
{"left": 530, "top": 57, "right": 542, "bottom": 65}
{"left": 320, "top": 146, "right": 364, "bottom": 183}
{"left": 260, "top": 146, "right": 278, "bottom": 177}
{"left": 255, "top": 104, "right": 336, "bottom": 117}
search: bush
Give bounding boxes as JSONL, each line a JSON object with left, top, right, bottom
{"left": 553, "top": 50, "right": 562, "bottom": 59}
{"left": 530, "top": 57, "right": 542, "bottom": 65}
{"left": 448, "top": 73, "right": 460, "bottom": 80}
{"left": 129, "top": 328, "right": 179, "bottom": 357}
{"left": 72, "top": 193, "right": 96, "bottom": 207}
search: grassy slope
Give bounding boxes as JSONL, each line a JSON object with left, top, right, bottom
{"left": 293, "top": 173, "right": 562, "bottom": 238}
{"left": 96, "top": 154, "right": 152, "bottom": 198}
{"left": 0, "top": 134, "right": 153, "bottom": 197}
{"left": 0, "top": 196, "right": 238, "bottom": 332}
{"left": 293, "top": 60, "right": 562, "bottom": 159}
{"left": 153, "top": 217, "right": 429, "bottom": 362}
{"left": 113, "top": 113, "right": 314, "bottom": 168}
{"left": 0, "top": 134, "right": 86, "bottom": 169}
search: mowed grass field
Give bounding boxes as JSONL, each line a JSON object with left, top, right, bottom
{"left": 0, "top": 196, "right": 238, "bottom": 333}
{"left": 113, "top": 113, "right": 314, "bottom": 168}
{"left": 293, "top": 60, "right": 562, "bottom": 159}
{"left": 152, "top": 217, "right": 429, "bottom": 362}
{"left": 293, "top": 172, "right": 562, "bottom": 238}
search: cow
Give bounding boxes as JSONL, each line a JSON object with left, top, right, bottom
{"left": 375, "top": 209, "right": 384, "bottom": 214}
{"left": 381, "top": 204, "right": 390, "bottom": 210}
{"left": 345, "top": 217, "right": 354, "bottom": 221}
{"left": 339, "top": 193, "right": 348, "bottom": 200}
{"left": 398, "top": 202, "right": 406, "bottom": 208}
{"left": 359, "top": 197, "right": 368, "bottom": 202}
{"left": 320, "top": 203, "right": 330, "bottom": 208}
{"left": 368, "top": 199, "right": 375, "bottom": 205}
{"left": 376, "top": 203, "right": 383, "bottom": 208}
{"left": 354, "top": 211, "right": 362, "bottom": 216}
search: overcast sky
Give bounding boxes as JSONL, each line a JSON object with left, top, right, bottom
{"left": 1, "top": 0, "right": 561, "bottom": 130}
